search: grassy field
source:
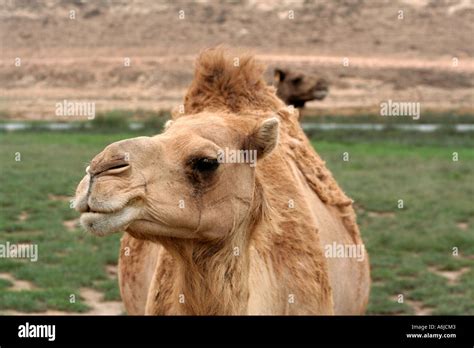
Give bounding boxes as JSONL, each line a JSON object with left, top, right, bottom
{"left": 0, "top": 125, "right": 473, "bottom": 314}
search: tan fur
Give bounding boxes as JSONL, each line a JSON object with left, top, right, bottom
{"left": 75, "top": 48, "right": 370, "bottom": 315}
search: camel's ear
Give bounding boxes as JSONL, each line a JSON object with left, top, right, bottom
{"left": 247, "top": 117, "right": 280, "bottom": 159}
{"left": 164, "top": 120, "right": 174, "bottom": 131}
{"left": 274, "top": 68, "right": 286, "bottom": 83}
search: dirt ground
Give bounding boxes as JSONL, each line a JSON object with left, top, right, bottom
{"left": 0, "top": 0, "right": 473, "bottom": 118}
{"left": 0, "top": 271, "right": 124, "bottom": 315}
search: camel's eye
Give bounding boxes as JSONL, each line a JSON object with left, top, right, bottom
{"left": 193, "top": 158, "right": 219, "bottom": 172}
{"left": 292, "top": 77, "right": 302, "bottom": 85}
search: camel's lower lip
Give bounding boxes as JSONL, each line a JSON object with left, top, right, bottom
{"left": 79, "top": 205, "right": 141, "bottom": 237}
{"left": 313, "top": 90, "right": 328, "bottom": 99}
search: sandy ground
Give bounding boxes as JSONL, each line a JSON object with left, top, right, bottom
{"left": 1, "top": 0, "right": 473, "bottom": 119}
{"left": 1, "top": 53, "right": 473, "bottom": 119}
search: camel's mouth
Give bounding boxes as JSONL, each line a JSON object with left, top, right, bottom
{"left": 312, "top": 89, "right": 328, "bottom": 100}
{"left": 79, "top": 205, "right": 141, "bottom": 237}
{"left": 74, "top": 166, "right": 146, "bottom": 236}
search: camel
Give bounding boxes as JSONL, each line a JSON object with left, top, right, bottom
{"left": 74, "top": 48, "right": 370, "bottom": 315}
{"left": 274, "top": 68, "right": 329, "bottom": 108}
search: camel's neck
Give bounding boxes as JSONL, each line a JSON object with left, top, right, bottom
{"left": 161, "top": 232, "right": 252, "bottom": 315}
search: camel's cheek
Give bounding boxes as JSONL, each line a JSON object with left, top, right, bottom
{"left": 194, "top": 165, "right": 254, "bottom": 239}
{"left": 197, "top": 197, "right": 251, "bottom": 239}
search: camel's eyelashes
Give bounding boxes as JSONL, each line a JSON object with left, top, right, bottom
{"left": 192, "top": 158, "right": 219, "bottom": 172}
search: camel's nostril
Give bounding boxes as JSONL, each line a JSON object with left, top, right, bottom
{"left": 92, "top": 162, "right": 131, "bottom": 177}
{"left": 107, "top": 163, "right": 130, "bottom": 171}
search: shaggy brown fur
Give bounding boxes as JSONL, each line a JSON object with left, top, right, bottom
{"left": 183, "top": 47, "right": 282, "bottom": 114}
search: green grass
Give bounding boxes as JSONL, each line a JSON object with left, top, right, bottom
{"left": 311, "top": 138, "right": 474, "bottom": 314}
{"left": 0, "top": 132, "right": 129, "bottom": 313}
{"left": 0, "top": 127, "right": 473, "bottom": 314}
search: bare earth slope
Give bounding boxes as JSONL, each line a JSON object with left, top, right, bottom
{"left": 1, "top": 0, "right": 473, "bottom": 119}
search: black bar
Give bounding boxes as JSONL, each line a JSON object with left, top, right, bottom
{"left": 0, "top": 315, "right": 473, "bottom": 346}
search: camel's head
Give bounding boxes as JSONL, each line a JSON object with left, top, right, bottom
{"left": 74, "top": 114, "right": 279, "bottom": 240}
{"left": 274, "top": 68, "right": 329, "bottom": 108}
